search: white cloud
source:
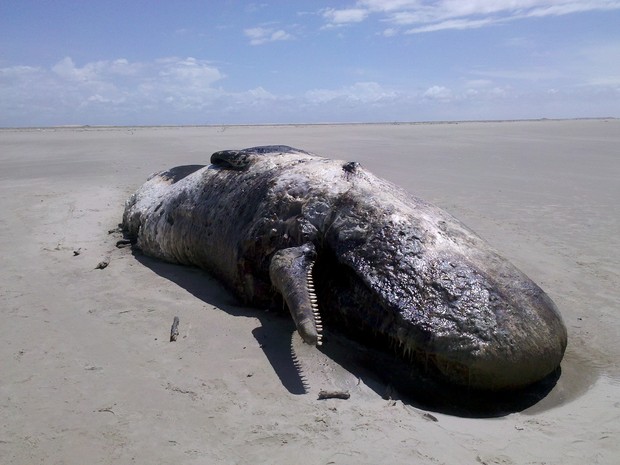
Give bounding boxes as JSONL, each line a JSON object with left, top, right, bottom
{"left": 107, "top": 58, "right": 144, "bottom": 76}
{"left": 488, "top": 86, "right": 509, "bottom": 97}
{"left": 382, "top": 27, "right": 399, "bottom": 37}
{"left": 359, "top": 0, "right": 420, "bottom": 12}
{"left": 245, "top": 86, "right": 278, "bottom": 101}
{"left": 1, "top": 51, "right": 618, "bottom": 126}
{"left": 52, "top": 57, "right": 98, "bottom": 81}
{"left": 423, "top": 85, "right": 453, "bottom": 101}
{"left": 245, "top": 3, "right": 268, "bottom": 14}
{"left": 0, "top": 57, "right": 229, "bottom": 125}
{"left": 0, "top": 65, "right": 42, "bottom": 80}
{"left": 305, "top": 81, "right": 397, "bottom": 104}
{"left": 244, "top": 27, "right": 293, "bottom": 45}
{"left": 525, "top": 0, "right": 620, "bottom": 17}
{"left": 156, "top": 57, "right": 223, "bottom": 87}
{"left": 322, "top": 8, "right": 369, "bottom": 25}
{"left": 50, "top": 57, "right": 144, "bottom": 82}
{"left": 321, "top": 1, "right": 620, "bottom": 33}
{"left": 405, "top": 16, "right": 499, "bottom": 33}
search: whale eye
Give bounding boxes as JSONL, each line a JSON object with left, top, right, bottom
{"left": 342, "top": 161, "right": 360, "bottom": 173}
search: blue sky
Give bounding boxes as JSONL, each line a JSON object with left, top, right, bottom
{"left": 1, "top": 0, "right": 619, "bottom": 126}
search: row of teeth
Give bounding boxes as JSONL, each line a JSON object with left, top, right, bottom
{"left": 290, "top": 337, "right": 309, "bottom": 393}
{"left": 307, "top": 263, "right": 322, "bottom": 346}
{"left": 393, "top": 337, "right": 418, "bottom": 362}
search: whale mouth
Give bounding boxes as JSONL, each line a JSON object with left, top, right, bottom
{"left": 307, "top": 243, "right": 567, "bottom": 391}
{"left": 269, "top": 243, "right": 323, "bottom": 346}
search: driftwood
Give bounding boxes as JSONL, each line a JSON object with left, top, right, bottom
{"left": 170, "top": 316, "right": 180, "bottom": 342}
{"left": 317, "top": 390, "right": 350, "bottom": 400}
{"left": 95, "top": 260, "right": 109, "bottom": 270}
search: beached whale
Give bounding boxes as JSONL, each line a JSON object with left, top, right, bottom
{"left": 122, "top": 145, "right": 567, "bottom": 390}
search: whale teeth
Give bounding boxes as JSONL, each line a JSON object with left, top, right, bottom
{"left": 270, "top": 244, "right": 324, "bottom": 347}
{"left": 307, "top": 260, "right": 323, "bottom": 344}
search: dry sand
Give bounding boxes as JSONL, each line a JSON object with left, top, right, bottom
{"left": 1, "top": 119, "right": 618, "bottom": 464}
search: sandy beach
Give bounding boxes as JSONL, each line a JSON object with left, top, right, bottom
{"left": 1, "top": 119, "right": 618, "bottom": 464}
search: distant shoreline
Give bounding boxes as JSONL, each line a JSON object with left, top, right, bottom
{"left": 0, "top": 116, "right": 616, "bottom": 131}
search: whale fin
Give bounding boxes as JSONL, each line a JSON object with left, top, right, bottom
{"left": 211, "top": 146, "right": 308, "bottom": 171}
{"left": 242, "top": 145, "right": 303, "bottom": 154}
{"left": 211, "top": 150, "right": 253, "bottom": 170}
{"left": 269, "top": 243, "right": 323, "bottom": 346}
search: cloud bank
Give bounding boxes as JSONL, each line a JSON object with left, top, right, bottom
{"left": 0, "top": 57, "right": 232, "bottom": 125}
{"left": 322, "top": 0, "right": 620, "bottom": 33}
{"left": 244, "top": 27, "right": 294, "bottom": 45}
{"left": 1, "top": 52, "right": 618, "bottom": 126}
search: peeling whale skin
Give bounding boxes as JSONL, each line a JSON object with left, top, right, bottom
{"left": 122, "top": 146, "right": 567, "bottom": 390}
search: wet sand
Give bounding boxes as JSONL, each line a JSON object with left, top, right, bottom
{"left": 1, "top": 119, "right": 618, "bottom": 464}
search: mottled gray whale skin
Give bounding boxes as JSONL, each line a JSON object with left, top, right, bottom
{"left": 122, "top": 146, "right": 567, "bottom": 390}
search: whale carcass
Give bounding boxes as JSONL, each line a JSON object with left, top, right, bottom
{"left": 122, "top": 145, "right": 567, "bottom": 390}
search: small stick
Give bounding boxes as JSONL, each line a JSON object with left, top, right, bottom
{"left": 170, "top": 316, "right": 180, "bottom": 342}
{"left": 95, "top": 260, "right": 109, "bottom": 270}
{"left": 317, "top": 390, "right": 350, "bottom": 400}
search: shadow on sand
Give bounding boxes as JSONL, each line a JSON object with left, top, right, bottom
{"left": 134, "top": 250, "right": 562, "bottom": 418}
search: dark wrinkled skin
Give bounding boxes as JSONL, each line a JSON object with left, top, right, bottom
{"left": 123, "top": 146, "right": 567, "bottom": 390}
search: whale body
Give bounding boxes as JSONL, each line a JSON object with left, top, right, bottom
{"left": 122, "top": 145, "right": 567, "bottom": 390}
